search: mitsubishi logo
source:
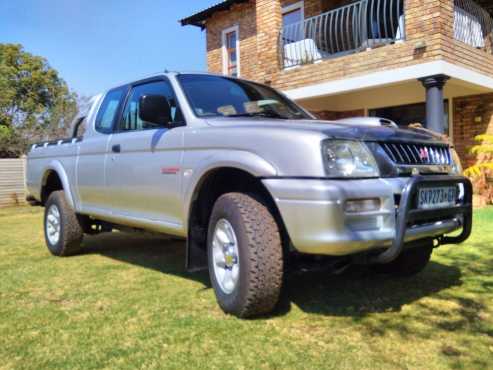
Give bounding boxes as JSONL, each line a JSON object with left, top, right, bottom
{"left": 419, "top": 147, "right": 429, "bottom": 162}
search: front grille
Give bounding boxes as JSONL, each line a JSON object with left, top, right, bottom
{"left": 380, "top": 142, "right": 452, "bottom": 166}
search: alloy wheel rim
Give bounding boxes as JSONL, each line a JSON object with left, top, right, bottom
{"left": 212, "top": 218, "right": 240, "bottom": 294}
{"left": 46, "top": 204, "right": 61, "bottom": 245}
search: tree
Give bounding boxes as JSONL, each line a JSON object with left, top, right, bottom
{"left": 0, "top": 43, "right": 78, "bottom": 157}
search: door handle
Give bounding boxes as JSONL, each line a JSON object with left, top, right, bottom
{"left": 112, "top": 144, "right": 121, "bottom": 153}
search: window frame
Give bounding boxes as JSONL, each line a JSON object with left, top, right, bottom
{"left": 94, "top": 85, "right": 129, "bottom": 135}
{"left": 282, "top": 1, "right": 304, "bottom": 26}
{"left": 72, "top": 116, "right": 87, "bottom": 139}
{"left": 221, "top": 25, "right": 240, "bottom": 77}
{"left": 114, "top": 76, "right": 186, "bottom": 134}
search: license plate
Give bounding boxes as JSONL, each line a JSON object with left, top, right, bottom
{"left": 418, "top": 186, "right": 457, "bottom": 209}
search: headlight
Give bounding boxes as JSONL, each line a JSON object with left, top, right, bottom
{"left": 450, "top": 148, "right": 463, "bottom": 175}
{"left": 322, "top": 140, "right": 379, "bottom": 178}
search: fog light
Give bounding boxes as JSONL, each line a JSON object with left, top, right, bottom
{"left": 345, "top": 198, "right": 381, "bottom": 213}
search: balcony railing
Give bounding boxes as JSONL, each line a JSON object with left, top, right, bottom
{"left": 279, "top": 0, "right": 405, "bottom": 68}
{"left": 454, "top": 0, "right": 493, "bottom": 52}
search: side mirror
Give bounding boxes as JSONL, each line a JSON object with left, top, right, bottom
{"left": 139, "top": 94, "right": 171, "bottom": 126}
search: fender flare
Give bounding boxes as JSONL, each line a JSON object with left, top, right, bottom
{"left": 182, "top": 150, "right": 278, "bottom": 271}
{"left": 182, "top": 150, "right": 278, "bottom": 225}
{"left": 41, "top": 160, "right": 76, "bottom": 209}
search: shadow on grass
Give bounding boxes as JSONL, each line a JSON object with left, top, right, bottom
{"left": 82, "top": 232, "right": 210, "bottom": 286}
{"left": 281, "top": 262, "right": 462, "bottom": 317}
{"left": 81, "top": 232, "right": 463, "bottom": 318}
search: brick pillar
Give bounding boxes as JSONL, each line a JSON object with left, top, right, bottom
{"left": 255, "top": 0, "right": 282, "bottom": 83}
{"left": 440, "top": 0, "right": 455, "bottom": 39}
{"left": 404, "top": 0, "right": 453, "bottom": 42}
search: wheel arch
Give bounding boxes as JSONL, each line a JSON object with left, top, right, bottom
{"left": 40, "top": 161, "right": 75, "bottom": 209}
{"left": 185, "top": 165, "right": 288, "bottom": 271}
{"left": 183, "top": 152, "right": 278, "bottom": 223}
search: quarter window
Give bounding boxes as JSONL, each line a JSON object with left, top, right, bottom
{"left": 119, "top": 80, "right": 184, "bottom": 132}
{"left": 222, "top": 26, "right": 240, "bottom": 77}
{"left": 95, "top": 87, "right": 126, "bottom": 134}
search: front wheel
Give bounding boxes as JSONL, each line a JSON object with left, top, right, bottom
{"left": 207, "top": 193, "right": 284, "bottom": 318}
{"left": 44, "top": 191, "right": 84, "bottom": 256}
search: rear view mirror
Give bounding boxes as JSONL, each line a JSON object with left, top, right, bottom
{"left": 139, "top": 95, "right": 171, "bottom": 126}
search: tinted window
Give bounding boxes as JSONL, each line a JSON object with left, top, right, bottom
{"left": 95, "top": 87, "right": 126, "bottom": 133}
{"left": 119, "top": 80, "right": 184, "bottom": 132}
{"left": 177, "top": 74, "right": 311, "bottom": 120}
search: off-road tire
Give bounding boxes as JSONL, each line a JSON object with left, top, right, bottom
{"left": 207, "top": 193, "right": 284, "bottom": 318}
{"left": 44, "top": 191, "right": 84, "bottom": 256}
{"left": 374, "top": 240, "right": 434, "bottom": 277}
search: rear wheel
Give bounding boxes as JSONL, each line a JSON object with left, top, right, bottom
{"left": 44, "top": 191, "right": 84, "bottom": 256}
{"left": 374, "top": 240, "right": 433, "bottom": 277}
{"left": 207, "top": 193, "right": 284, "bottom": 318}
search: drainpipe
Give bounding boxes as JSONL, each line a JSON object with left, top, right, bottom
{"left": 419, "top": 74, "right": 450, "bottom": 134}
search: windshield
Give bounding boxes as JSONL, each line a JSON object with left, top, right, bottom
{"left": 177, "top": 74, "right": 313, "bottom": 120}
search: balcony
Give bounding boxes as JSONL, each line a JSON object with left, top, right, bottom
{"left": 279, "top": 0, "right": 405, "bottom": 68}
{"left": 279, "top": 0, "right": 493, "bottom": 69}
{"left": 454, "top": 0, "right": 493, "bottom": 52}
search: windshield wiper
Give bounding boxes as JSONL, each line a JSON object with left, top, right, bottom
{"left": 226, "top": 111, "right": 288, "bottom": 119}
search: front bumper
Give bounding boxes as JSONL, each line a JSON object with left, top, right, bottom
{"left": 262, "top": 176, "right": 472, "bottom": 260}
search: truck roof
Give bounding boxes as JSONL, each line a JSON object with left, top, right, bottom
{"left": 97, "top": 71, "right": 259, "bottom": 97}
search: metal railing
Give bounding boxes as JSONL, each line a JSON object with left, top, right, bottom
{"left": 279, "top": 0, "right": 405, "bottom": 68}
{"left": 454, "top": 0, "right": 493, "bottom": 52}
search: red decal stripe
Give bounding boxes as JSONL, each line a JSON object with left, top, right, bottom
{"left": 161, "top": 167, "right": 180, "bottom": 174}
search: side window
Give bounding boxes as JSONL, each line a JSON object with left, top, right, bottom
{"left": 119, "top": 80, "right": 184, "bottom": 132}
{"left": 95, "top": 87, "right": 126, "bottom": 134}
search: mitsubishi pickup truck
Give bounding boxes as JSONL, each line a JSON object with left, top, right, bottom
{"left": 26, "top": 72, "right": 473, "bottom": 318}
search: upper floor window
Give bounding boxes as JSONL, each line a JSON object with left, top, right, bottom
{"left": 282, "top": 1, "right": 304, "bottom": 43}
{"left": 222, "top": 26, "right": 240, "bottom": 77}
{"left": 119, "top": 79, "right": 184, "bottom": 132}
{"left": 95, "top": 87, "right": 126, "bottom": 134}
{"left": 282, "top": 1, "right": 304, "bottom": 28}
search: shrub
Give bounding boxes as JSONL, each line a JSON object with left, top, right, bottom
{"left": 464, "top": 134, "right": 493, "bottom": 205}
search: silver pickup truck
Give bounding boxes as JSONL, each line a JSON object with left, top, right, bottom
{"left": 26, "top": 72, "right": 472, "bottom": 318}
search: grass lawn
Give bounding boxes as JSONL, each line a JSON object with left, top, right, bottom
{"left": 0, "top": 206, "right": 492, "bottom": 370}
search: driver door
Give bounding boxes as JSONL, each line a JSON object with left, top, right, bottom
{"left": 105, "top": 78, "right": 186, "bottom": 230}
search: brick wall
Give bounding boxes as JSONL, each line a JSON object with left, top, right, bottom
{"left": 206, "top": 1, "right": 258, "bottom": 77}
{"left": 453, "top": 93, "right": 493, "bottom": 169}
{"left": 206, "top": 0, "right": 337, "bottom": 79}
{"left": 204, "top": 0, "right": 493, "bottom": 90}
{"left": 255, "top": 0, "right": 282, "bottom": 82}
{"left": 272, "top": 0, "right": 454, "bottom": 90}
